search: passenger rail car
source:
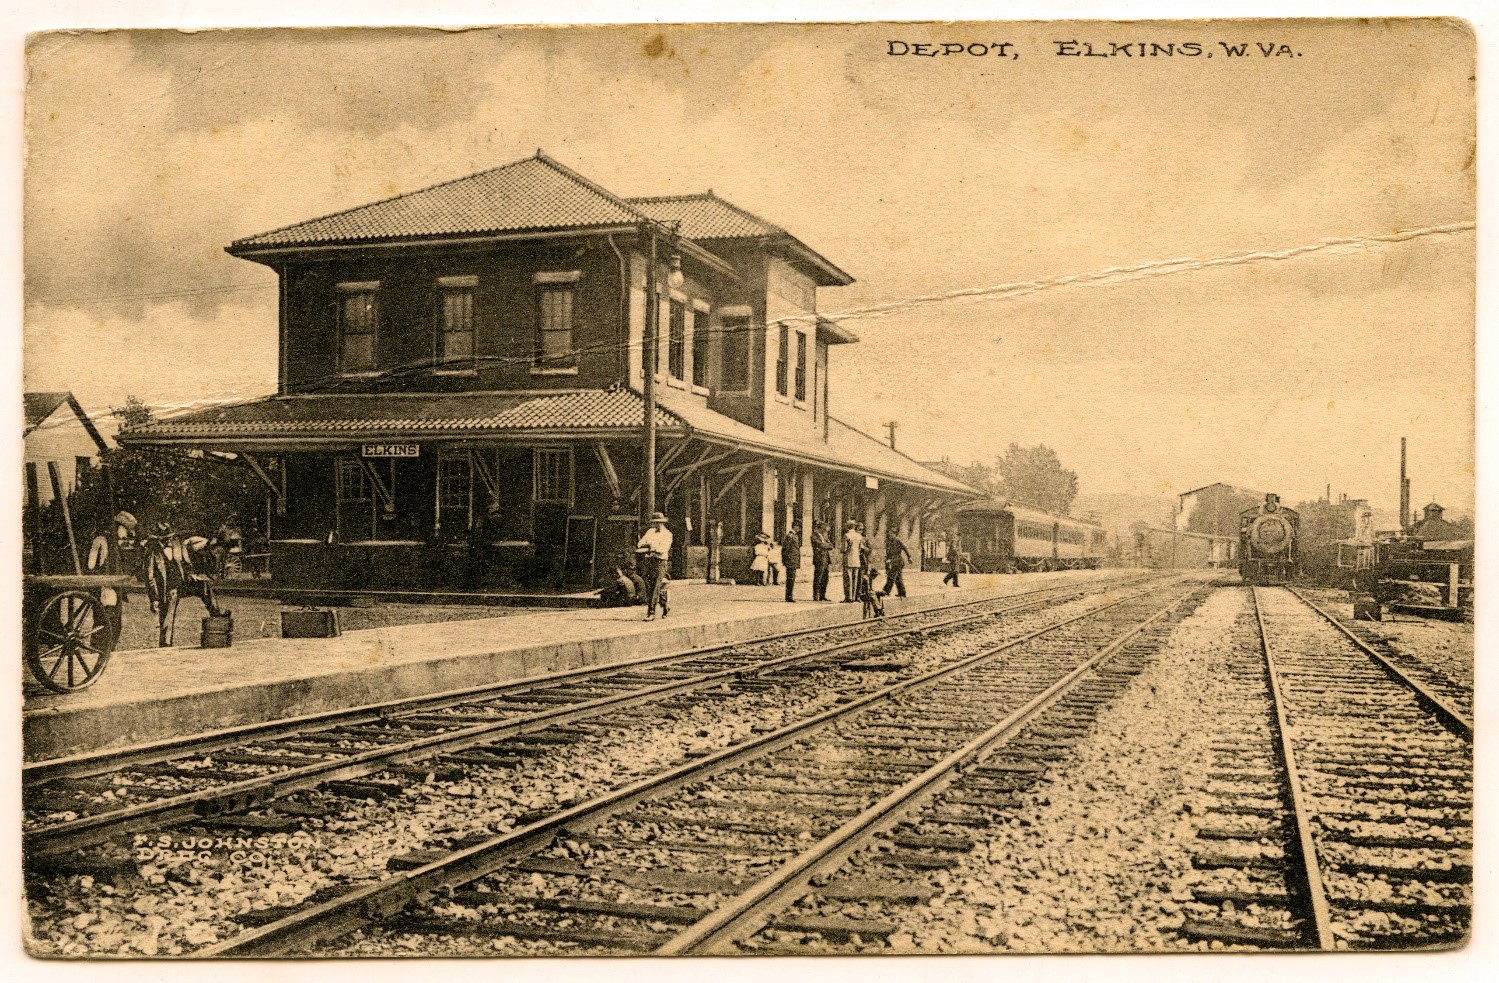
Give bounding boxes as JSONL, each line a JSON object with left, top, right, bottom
{"left": 950, "top": 500, "right": 1106, "bottom": 573}
{"left": 1238, "top": 493, "right": 1300, "bottom": 585}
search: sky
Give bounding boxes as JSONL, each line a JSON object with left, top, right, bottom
{"left": 21, "top": 18, "right": 1476, "bottom": 516}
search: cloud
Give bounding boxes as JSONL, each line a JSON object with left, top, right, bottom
{"left": 23, "top": 297, "right": 280, "bottom": 423}
{"left": 21, "top": 21, "right": 1474, "bottom": 515}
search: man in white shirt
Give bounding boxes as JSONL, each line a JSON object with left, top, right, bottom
{"left": 636, "top": 512, "right": 673, "bottom": 620}
{"left": 841, "top": 520, "right": 863, "bottom": 603}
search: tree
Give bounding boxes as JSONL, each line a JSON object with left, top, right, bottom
{"left": 111, "top": 395, "right": 154, "bottom": 429}
{"left": 926, "top": 458, "right": 1003, "bottom": 497}
{"left": 80, "top": 396, "right": 267, "bottom": 540}
{"left": 995, "top": 443, "right": 1079, "bottom": 514}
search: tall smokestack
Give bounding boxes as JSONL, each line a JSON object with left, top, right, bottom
{"left": 1400, "top": 437, "right": 1410, "bottom": 533}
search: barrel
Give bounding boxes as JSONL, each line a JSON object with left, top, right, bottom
{"left": 201, "top": 613, "right": 234, "bottom": 648}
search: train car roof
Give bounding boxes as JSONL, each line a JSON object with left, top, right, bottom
{"left": 956, "top": 499, "right": 1104, "bottom": 528}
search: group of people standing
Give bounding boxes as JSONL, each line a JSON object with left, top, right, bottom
{"left": 748, "top": 518, "right": 912, "bottom": 605}
{"left": 603, "top": 511, "right": 939, "bottom": 619}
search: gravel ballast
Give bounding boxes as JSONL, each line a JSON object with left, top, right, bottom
{"left": 863, "top": 586, "right": 1253, "bottom": 952}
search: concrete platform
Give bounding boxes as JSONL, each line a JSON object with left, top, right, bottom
{"left": 23, "top": 569, "right": 1133, "bottom": 763}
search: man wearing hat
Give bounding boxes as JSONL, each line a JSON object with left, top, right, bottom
{"left": 810, "top": 521, "right": 833, "bottom": 601}
{"left": 143, "top": 519, "right": 225, "bottom": 646}
{"left": 841, "top": 519, "right": 864, "bottom": 603}
{"left": 636, "top": 512, "right": 673, "bottom": 621}
{"left": 780, "top": 522, "right": 803, "bottom": 603}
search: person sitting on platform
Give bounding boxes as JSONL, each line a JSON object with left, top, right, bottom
{"left": 598, "top": 555, "right": 647, "bottom": 607}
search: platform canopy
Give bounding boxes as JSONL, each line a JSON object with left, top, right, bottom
{"left": 121, "top": 386, "right": 977, "bottom": 498}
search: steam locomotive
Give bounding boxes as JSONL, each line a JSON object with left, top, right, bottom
{"left": 1239, "top": 493, "right": 1300, "bottom": 585}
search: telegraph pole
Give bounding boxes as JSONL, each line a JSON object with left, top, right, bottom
{"left": 642, "top": 226, "right": 658, "bottom": 522}
{"left": 883, "top": 421, "right": 898, "bottom": 450}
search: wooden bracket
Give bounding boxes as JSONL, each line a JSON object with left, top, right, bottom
{"left": 593, "top": 443, "right": 622, "bottom": 500}
{"left": 241, "top": 453, "right": 288, "bottom": 516}
{"left": 355, "top": 457, "right": 396, "bottom": 514}
{"left": 711, "top": 462, "right": 757, "bottom": 507}
{"left": 471, "top": 450, "right": 500, "bottom": 503}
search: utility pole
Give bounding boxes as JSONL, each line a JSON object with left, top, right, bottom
{"left": 883, "top": 421, "right": 898, "bottom": 450}
{"left": 642, "top": 226, "right": 658, "bottom": 523}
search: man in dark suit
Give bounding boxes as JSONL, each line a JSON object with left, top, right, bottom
{"left": 780, "top": 523, "right": 803, "bottom": 602}
{"left": 884, "top": 528, "right": 912, "bottom": 598}
{"left": 810, "top": 521, "right": 833, "bottom": 601}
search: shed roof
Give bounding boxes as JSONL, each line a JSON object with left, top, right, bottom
{"left": 119, "top": 389, "right": 684, "bottom": 442}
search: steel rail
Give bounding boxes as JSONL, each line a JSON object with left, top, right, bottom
{"left": 661, "top": 584, "right": 1204, "bottom": 954}
{"left": 27, "top": 573, "right": 1148, "bottom": 784}
{"left": 201, "top": 577, "right": 1193, "bottom": 956}
{"left": 1287, "top": 586, "right": 1472, "bottom": 740}
{"left": 26, "top": 575, "right": 1154, "bottom": 857}
{"left": 1252, "top": 587, "right": 1336, "bottom": 950}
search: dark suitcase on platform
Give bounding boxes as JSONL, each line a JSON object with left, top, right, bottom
{"left": 280, "top": 607, "right": 340, "bottom": 638}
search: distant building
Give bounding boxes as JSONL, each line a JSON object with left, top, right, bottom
{"left": 23, "top": 391, "right": 108, "bottom": 507}
{"left": 1136, "top": 526, "right": 1236, "bottom": 569}
{"left": 1408, "top": 502, "right": 1465, "bottom": 544}
{"left": 1176, "top": 482, "right": 1262, "bottom": 543}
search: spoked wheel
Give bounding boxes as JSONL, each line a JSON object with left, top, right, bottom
{"left": 27, "top": 590, "right": 114, "bottom": 693}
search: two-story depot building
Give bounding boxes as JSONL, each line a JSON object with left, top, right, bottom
{"left": 122, "top": 152, "right": 976, "bottom": 591}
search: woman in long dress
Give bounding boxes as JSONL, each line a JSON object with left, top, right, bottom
{"left": 750, "top": 533, "right": 771, "bottom": 586}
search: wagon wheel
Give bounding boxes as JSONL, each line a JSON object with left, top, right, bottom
{"left": 27, "top": 590, "right": 113, "bottom": 693}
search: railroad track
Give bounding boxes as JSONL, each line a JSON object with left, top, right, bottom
{"left": 1291, "top": 587, "right": 1473, "bottom": 724}
{"left": 24, "top": 574, "right": 1154, "bottom": 861}
{"left": 203, "top": 575, "right": 1209, "bottom": 956}
{"left": 1180, "top": 586, "right": 1471, "bottom": 951}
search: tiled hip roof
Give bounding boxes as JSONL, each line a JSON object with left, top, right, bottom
{"left": 232, "top": 153, "right": 650, "bottom": 250}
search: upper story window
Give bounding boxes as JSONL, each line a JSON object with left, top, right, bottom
{"left": 719, "top": 313, "right": 751, "bottom": 393}
{"left": 668, "top": 298, "right": 686, "bottom": 381}
{"left": 794, "top": 331, "right": 808, "bottom": 402}
{"left": 534, "top": 271, "right": 581, "bottom": 373}
{"left": 436, "top": 276, "right": 477, "bottom": 371}
{"left": 775, "top": 324, "right": 790, "bottom": 397}
{"left": 336, "top": 281, "right": 380, "bottom": 374}
{"left": 691, "top": 306, "right": 710, "bottom": 389}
